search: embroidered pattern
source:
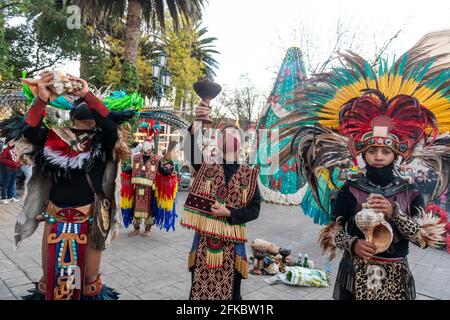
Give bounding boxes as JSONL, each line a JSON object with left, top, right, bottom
{"left": 181, "top": 163, "right": 258, "bottom": 243}
{"left": 190, "top": 236, "right": 235, "bottom": 300}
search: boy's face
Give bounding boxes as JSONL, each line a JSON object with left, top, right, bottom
{"left": 364, "top": 146, "right": 396, "bottom": 168}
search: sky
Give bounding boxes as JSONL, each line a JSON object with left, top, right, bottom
{"left": 200, "top": 0, "right": 450, "bottom": 94}
{"left": 59, "top": 0, "right": 450, "bottom": 97}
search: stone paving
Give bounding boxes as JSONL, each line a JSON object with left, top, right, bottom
{"left": 0, "top": 191, "right": 449, "bottom": 300}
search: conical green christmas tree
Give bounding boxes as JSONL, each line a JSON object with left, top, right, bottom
{"left": 256, "top": 46, "right": 307, "bottom": 205}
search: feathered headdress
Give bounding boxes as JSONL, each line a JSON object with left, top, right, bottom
{"left": 276, "top": 46, "right": 450, "bottom": 208}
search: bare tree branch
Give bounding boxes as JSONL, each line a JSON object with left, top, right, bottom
{"left": 28, "top": 52, "right": 66, "bottom": 74}
{"left": 287, "top": 15, "right": 405, "bottom": 76}
{"left": 371, "top": 29, "right": 402, "bottom": 66}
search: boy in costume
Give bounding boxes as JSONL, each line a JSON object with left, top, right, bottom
{"left": 276, "top": 49, "right": 447, "bottom": 300}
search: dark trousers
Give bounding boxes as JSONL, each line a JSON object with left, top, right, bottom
{"left": 1, "top": 168, "right": 17, "bottom": 200}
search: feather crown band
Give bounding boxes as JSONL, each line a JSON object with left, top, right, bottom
{"left": 278, "top": 49, "right": 450, "bottom": 158}
{"left": 339, "top": 91, "right": 438, "bottom": 158}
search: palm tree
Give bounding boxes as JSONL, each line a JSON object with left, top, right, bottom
{"left": 190, "top": 23, "right": 220, "bottom": 78}
{"left": 73, "top": 0, "right": 205, "bottom": 71}
{"left": 142, "top": 23, "right": 220, "bottom": 78}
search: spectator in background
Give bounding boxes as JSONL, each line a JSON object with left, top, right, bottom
{"left": 0, "top": 137, "right": 4, "bottom": 190}
{"left": 0, "top": 140, "right": 21, "bottom": 204}
{"left": 416, "top": 170, "right": 434, "bottom": 205}
{"left": 427, "top": 169, "right": 440, "bottom": 205}
{"left": 398, "top": 161, "right": 414, "bottom": 184}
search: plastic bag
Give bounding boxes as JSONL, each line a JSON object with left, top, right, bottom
{"left": 278, "top": 266, "right": 329, "bottom": 287}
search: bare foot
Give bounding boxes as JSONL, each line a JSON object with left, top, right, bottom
{"left": 128, "top": 230, "right": 140, "bottom": 237}
{"left": 142, "top": 230, "right": 151, "bottom": 237}
{"left": 250, "top": 268, "right": 262, "bottom": 275}
{"left": 34, "top": 215, "right": 45, "bottom": 222}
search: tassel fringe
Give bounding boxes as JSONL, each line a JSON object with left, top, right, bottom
{"left": 153, "top": 170, "right": 178, "bottom": 231}
{"left": 206, "top": 248, "right": 224, "bottom": 268}
{"left": 181, "top": 208, "right": 246, "bottom": 242}
{"left": 235, "top": 255, "right": 249, "bottom": 279}
{"left": 188, "top": 251, "right": 197, "bottom": 270}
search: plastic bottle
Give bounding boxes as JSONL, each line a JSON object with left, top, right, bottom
{"left": 296, "top": 253, "right": 303, "bottom": 266}
{"left": 325, "top": 262, "right": 333, "bottom": 284}
{"left": 303, "top": 254, "right": 309, "bottom": 268}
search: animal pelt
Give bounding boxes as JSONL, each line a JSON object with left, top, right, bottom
{"left": 103, "top": 159, "right": 123, "bottom": 246}
{"left": 15, "top": 168, "right": 52, "bottom": 247}
{"left": 414, "top": 209, "right": 446, "bottom": 249}
{"left": 13, "top": 136, "right": 36, "bottom": 165}
{"left": 16, "top": 157, "right": 123, "bottom": 249}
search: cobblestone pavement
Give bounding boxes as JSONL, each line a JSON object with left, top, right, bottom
{"left": 0, "top": 191, "right": 449, "bottom": 300}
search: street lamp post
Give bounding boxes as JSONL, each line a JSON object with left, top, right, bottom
{"left": 151, "top": 51, "right": 171, "bottom": 108}
{"left": 151, "top": 51, "right": 172, "bottom": 154}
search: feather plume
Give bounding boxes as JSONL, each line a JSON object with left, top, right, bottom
{"left": 415, "top": 208, "right": 446, "bottom": 249}
{"left": 318, "top": 221, "right": 339, "bottom": 261}
{"left": 276, "top": 125, "right": 349, "bottom": 212}
{"left": 411, "top": 134, "right": 450, "bottom": 199}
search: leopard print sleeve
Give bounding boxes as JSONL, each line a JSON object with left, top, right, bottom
{"left": 392, "top": 203, "right": 424, "bottom": 248}
{"left": 335, "top": 218, "right": 358, "bottom": 253}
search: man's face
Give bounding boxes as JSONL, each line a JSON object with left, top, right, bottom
{"left": 217, "top": 127, "right": 241, "bottom": 162}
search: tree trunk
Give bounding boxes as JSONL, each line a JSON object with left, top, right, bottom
{"left": 124, "top": 0, "right": 142, "bottom": 66}
{"left": 79, "top": 45, "right": 89, "bottom": 79}
{"left": 0, "top": 8, "right": 8, "bottom": 79}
